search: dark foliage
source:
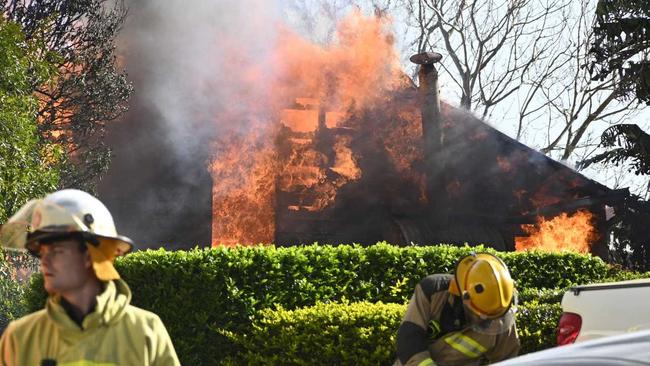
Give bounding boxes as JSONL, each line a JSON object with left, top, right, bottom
{"left": 590, "top": 0, "right": 650, "bottom": 102}
{"left": 578, "top": 124, "right": 650, "bottom": 270}
{"left": 608, "top": 196, "right": 650, "bottom": 271}
{"left": 579, "top": 124, "right": 650, "bottom": 175}
{"left": 2, "top": 0, "right": 133, "bottom": 191}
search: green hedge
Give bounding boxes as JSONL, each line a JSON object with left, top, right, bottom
{"left": 499, "top": 250, "right": 609, "bottom": 289}
{"left": 516, "top": 273, "right": 650, "bottom": 306}
{"left": 22, "top": 243, "right": 613, "bottom": 365}
{"left": 601, "top": 269, "right": 650, "bottom": 282}
{"left": 223, "top": 301, "right": 403, "bottom": 366}
{"left": 517, "top": 288, "right": 565, "bottom": 305}
{"left": 516, "top": 302, "right": 563, "bottom": 353}
{"left": 223, "top": 301, "right": 562, "bottom": 365}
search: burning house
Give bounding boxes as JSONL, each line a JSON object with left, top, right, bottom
{"left": 209, "top": 24, "right": 619, "bottom": 257}
{"left": 96, "top": 9, "right": 627, "bottom": 257}
{"left": 222, "top": 52, "right": 617, "bottom": 258}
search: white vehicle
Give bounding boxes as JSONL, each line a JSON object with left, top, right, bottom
{"left": 556, "top": 278, "right": 650, "bottom": 345}
{"left": 493, "top": 330, "right": 650, "bottom": 365}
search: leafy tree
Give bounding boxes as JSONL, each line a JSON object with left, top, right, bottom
{"left": 3, "top": 0, "right": 133, "bottom": 191}
{"left": 579, "top": 124, "right": 650, "bottom": 270}
{"left": 0, "top": 248, "right": 39, "bottom": 334}
{"left": 608, "top": 196, "right": 650, "bottom": 271}
{"left": 0, "top": 18, "right": 61, "bottom": 222}
{"left": 579, "top": 124, "right": 650, "bottom": 175}
{"left": 590, "top": 0, "right": 650, "bottom": 103}
{"left": 582, "top": 0, "right": 650, "bottom": 270}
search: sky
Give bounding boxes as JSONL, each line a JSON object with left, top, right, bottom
{"left": 382, "top": 0, "right": 650, "bottom": 197}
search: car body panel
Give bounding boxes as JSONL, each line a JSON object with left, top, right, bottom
{"left": 562, "top": 278, "right": 650, "bottom": 343}
{"left": 493, "top": 330, "right": 650, "bottom": 365}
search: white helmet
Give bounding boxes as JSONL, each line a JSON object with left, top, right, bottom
{"left": 0, "top": 189, "right": 133, "bottom": 280}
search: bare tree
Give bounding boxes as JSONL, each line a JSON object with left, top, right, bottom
{"left": 285, "top": 0, "right": 358, "bottom": 44}
{"left": 529, "top": 1, "right": 640, "bottom": 162}
{"left": 400, "top": 0, "right": 645, "bottom": 176}
{"left": 401, "top": 0, "right": 571, "bottom": 116}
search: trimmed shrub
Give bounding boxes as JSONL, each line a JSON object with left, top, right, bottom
{"left": 224, "top": 301, "right": 562, "bottom": 365}
{"left": 500, "top": 250, "right": 608, "bottom": 289}
{"left": 517, "top": 288, "right": 564, "bottom": 305}
{"left": 516, "top": 302, "right": 563, "bottom": 354}
{"left": 22, "top": 243, "right": 613, "bottom": 364}
{"left": 517, "top": 272, "right": 650, "bottom": 306}
{"left": 601, "top": 269, "right": 650, "bottom": 282}
{"left": 223, "top": 301, "right": 403, "bottom": 366}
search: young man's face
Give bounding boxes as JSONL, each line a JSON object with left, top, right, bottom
{"left": 38, "top": 238, "right": 93, "bottom": 294}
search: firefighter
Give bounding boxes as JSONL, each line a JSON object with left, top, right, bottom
{"left": 395, "top": 253, "right": 520, "bottom": 366}
{"left": 0, "top": 189, "right": 180, "bottom": 366}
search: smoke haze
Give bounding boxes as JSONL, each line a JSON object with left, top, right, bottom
{"left": 98, "top": 0, "right": 282, "bottom": 248}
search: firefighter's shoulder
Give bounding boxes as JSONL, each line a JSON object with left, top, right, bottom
{"left": 418, "top": 273, "right": 453, "bottom": 298}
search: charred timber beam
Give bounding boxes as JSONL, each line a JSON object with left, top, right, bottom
{"left": 443, "top": 190, "right": 629, "bottom": 225}
{"left": 410, "top": 51, "right": 447, "bottom": 226}
{"left": 521, "top": 189, "right": 629, "bottom": 220}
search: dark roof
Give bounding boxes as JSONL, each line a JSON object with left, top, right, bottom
{"left": 432, "top": 97, "right": 613, "bottom": 220}
{"left": 274, "top": 87, "right": 615, "bottom": 247}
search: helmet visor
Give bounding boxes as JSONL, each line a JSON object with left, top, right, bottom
{"left": 1, "top": 199, "right": 89, "bottom": 251}
{"left": 0, "top": 199, "right": 40, "bottom": 250}
{"left": 2, "top": 194, "right": 134, "bottom": 260}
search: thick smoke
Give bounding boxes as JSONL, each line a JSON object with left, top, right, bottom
{"left": 98, "top": 0, "right": 282, "bottom": 248}
{"left": 99, "top": 0, "right": 571, "bottom": 250}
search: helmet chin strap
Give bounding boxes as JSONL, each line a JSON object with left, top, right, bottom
{"left": 81, "top": 231, "right": 100, "bottom": 246}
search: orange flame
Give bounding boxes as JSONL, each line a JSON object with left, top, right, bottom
{"left": 210, "top": 12, "right": 409, "bottom": 246}
{"left": 271, "top": 11, "right": 404, "bottom": 111}
{"left": 211, "top": 127, "right": 277, "bottom": 247}
{"left": 515, "top": 210, "right": 598, "bottom": 253}
{"left": 330, "top": 135, "right": 361, "bottom": 180}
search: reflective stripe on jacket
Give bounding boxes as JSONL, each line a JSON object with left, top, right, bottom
{"left": 0, "top": 279, "right": 180, "bottom": 366}
{"left": 443, "top": 331, "right": 488, "bottom": 358}
{"left": 395, "top": 274, "right": 519, "bottom": 366}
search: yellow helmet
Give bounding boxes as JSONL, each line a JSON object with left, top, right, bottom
{"left": 0, "top": 189, "right": 133, "bottom": 281}
{"left": 449, "top": 253, "right": 515, "bottom": 320}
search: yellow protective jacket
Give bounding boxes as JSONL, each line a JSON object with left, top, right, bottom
{"left": 0, "top": 279, "right": 180, "bottom": 366}
{"left": 395, "top": 274, "right": 519, "bottom": 366}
